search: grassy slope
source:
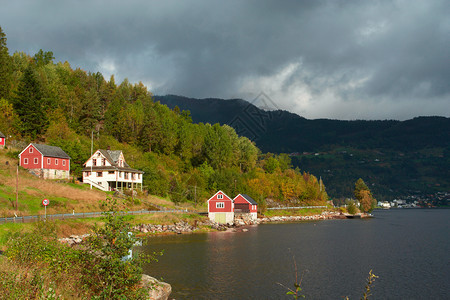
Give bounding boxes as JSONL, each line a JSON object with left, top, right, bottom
{"left": 0, "top": 148, "right": 211, "bottom": 246}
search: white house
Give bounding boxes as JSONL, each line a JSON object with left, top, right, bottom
{"left": 82, "top": 149, "right": 143, "bottom": 192}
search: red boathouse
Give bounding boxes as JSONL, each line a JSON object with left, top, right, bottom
{"left": 207, "top": 190, "right": 234, "bottom": 224}
{"left": 233, "top": 194, "right": 258, "bottom": 220}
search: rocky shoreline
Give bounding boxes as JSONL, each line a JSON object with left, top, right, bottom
{"left": 60, "top": 211, "right": 351, "bottom": 246}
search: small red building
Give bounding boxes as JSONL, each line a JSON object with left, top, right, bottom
{"left": 19, "top": 143, "right": 71, "bottom": 179}
{"left": 207, "top": 190, "right": 234, "bottom": 224}
{"left": 233, "top": 194, "right": 258, "bottom": 220}
{"left": 0, "top": 131, "right": 5, "bottom": 149}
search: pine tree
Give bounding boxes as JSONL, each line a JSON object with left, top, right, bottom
{"left": 13, "top": 65, "right": 48, "bottom": 137}
{"left": 0, "top": 27, "right": 12, "bottom": 99}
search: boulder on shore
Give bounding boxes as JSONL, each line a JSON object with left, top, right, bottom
{"left": 141, "top": 274, "right": 172, "bottom": 300}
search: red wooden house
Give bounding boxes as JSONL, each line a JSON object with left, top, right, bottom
{"left": 0, "top": 131, "right": 5, "bottom": 149}
{"left": 233, "top": 194, "right": 258, "bottom": 220}
{"left": 207, "top": 190, "right": 234, "bottom": 224}
{"left": 19, "top": 143, "right": 71, "bottom": 179}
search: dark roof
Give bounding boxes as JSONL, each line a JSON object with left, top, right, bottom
{"left": 98, "top": 149, "right": 131, "bottom": 168}
{"left": 0, "top": 131, "right": 5, "bottom": 138}
{"left": 241, "top": 194, "right": 258, "bottom": 205}
{"left": 32, "top": 143, "right": 71, "bottom": 159}
{"left": 84, "top": 149, "right": 142, "bottom": 173}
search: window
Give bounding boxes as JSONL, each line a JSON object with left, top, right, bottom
{"left": 29, "top": 147, "right": 33, "bottom": 153}
{"left": 119, "top": 171, "right": 122, "bottom": 178}
{"left": 24, "top": 158, "right": 28, "bottom": 164}
{"left": 217, "top": 194, "right": 223, "bottom": 199}
{"left": 216, "top": 202, "right": 225, "bottom": 208}
{"left": 93, "top": 159, "right": 97, "bottom": 166}
{"left": 85, "top": 171, "right": 90, "bottom": 177}
{"left": 97, "top": 172, "right": 103, "bottom": 177}
{"left": 47, "top": 158, "right": 51, "bottom": 164}
{"left": 62, "top": 160, "right": 66, "bottom": 166}
{"left": 34, "top": 158, "right": 38, "bottom": 164}
{"left": 102, "top": 158, "right": 106, "bottom": 166}
{"left": 108, "top": 171, "right": 115, "bottom": 174}
{"left": 55, "top": 159, "right": 58, "bottom": 165}
{"left": 125, "top": 172, "right": 129, "bottom": 179}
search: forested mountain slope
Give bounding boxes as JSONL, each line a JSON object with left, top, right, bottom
{"left": 155, "top": 95, "right": 450, "bottom": 201}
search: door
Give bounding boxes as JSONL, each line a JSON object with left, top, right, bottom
{"left": 215, "top": 213, "right": 226, "bottom": 224}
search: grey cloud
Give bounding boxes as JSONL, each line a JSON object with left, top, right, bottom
{"left": 1, "top": 0, "right": 448, "bottom": 120}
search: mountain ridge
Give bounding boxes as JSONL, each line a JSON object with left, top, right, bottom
{"left": 154, "top": 94, "right": 450, "bottom": 200}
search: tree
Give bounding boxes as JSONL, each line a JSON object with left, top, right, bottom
{"left": 354, "top": 178, "right": 376, "bottom": 213}
{"left": 0, "top": 27, "right": 12, "bottom": 99}
{"left": 33, "top": 49, "right": 54, "bottom": 67}
{"left": 12, "top": 65, "right": 48, "bottom": 137}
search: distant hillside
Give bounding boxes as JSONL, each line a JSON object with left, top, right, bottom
{"left": 155, "top": 95, "right": 450, "bottom": 201}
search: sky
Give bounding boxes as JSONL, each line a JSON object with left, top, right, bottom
{"left": 1, "top": 0, "right": 449, "bottom": 120}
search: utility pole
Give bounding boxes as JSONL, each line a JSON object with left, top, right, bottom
{"left": 16, "top": 165, "right": 18, "bottom": 210}
{"left": 90, "top": 130, "right": 93, "bottom": 189}
{"left": 194, "top": 185, "right": 197, "bottom": 205}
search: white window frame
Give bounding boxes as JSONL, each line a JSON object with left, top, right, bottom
{"left": 47, "top": 158, "right": 51, "bottom": 164}
{"left": 24, "top": 158, "right": 28, "bottom": 164}
{"left": 34, "top": 158, "right": 38, "bottom": 164}
{"left": 62, "top": 160, "right": 66, "bottom": 166}
{"left": 29, "top": 147, "right": 33, "bottom": 153}
{"left": 216, "top": 202, "right": 225, "bottom": 208}
{"left": 217, "top": 194, "right": 223, "bottom": 199}
{"left": 55, "top": 159, "right": 58, "bottom": 165}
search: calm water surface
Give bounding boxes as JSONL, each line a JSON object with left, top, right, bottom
{"left": 139, "top": 209, "right": 449, "bottom": 299}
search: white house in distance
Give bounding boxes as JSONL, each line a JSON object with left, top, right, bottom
{"left": 82, "top": 149, "right": 144, "bottom": 192}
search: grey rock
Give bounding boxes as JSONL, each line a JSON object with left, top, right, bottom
{"left": 141, "top": 274, "right": 172, "bottom": 300}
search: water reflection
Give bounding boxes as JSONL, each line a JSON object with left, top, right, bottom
{"left": 139, "top": 210, "right": 450, "bottom": 299}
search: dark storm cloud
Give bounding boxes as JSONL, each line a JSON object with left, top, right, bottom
{"left": 1, "top": 0, "right": 449, "bottom": 120}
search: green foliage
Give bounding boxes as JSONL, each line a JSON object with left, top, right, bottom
{"left": 0, "top": 27, "right": 329, "bottom": 207}
{"left": 81, "top": 198, "right": 149, "bottom": 299}
{"left": 12, "top": 65, "right": 49, "bottom": 138}
{"left": 4, "top": 198, "right": 156, "bottom": 299}
{"left": 347, "top": 200, "right": 358, "bottom": 215}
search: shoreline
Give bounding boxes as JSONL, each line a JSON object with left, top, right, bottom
{"left": 60, "top": 211, "right": 370, "bottom": 245}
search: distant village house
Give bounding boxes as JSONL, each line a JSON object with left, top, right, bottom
{"left": 19, "top": 143, "right": 71, "bottom": 179}
{"left": 82, "top": 149, "right": 144, "bottom": 192}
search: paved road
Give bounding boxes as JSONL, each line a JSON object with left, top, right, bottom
{"left": 0, "top": 209, "right": 188, "bottom": 224}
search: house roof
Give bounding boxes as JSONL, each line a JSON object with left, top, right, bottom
{"left": 30, "top": 143, "right": 71, "bottom": 159}
{"left": 98, "top": 149, "right": 131, "bottom": 168}
{"left": 0, "top": 131, "right": 5, "bottom": 138}
{"left": 240, "top": 194, "right": 258, "bottom": 205}
{"left": 83, "top": 149, "right": 143, "bottom": 173}
{"left": 207, "top": 190, "right": 233, "bottom": 202}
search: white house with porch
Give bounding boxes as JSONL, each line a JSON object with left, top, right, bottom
{"left": 82, "top": 149, "right": 144, "bottom": 192}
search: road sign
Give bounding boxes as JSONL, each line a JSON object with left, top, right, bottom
{"left": 42, "top": 198, "right": 50, "bottom": 206}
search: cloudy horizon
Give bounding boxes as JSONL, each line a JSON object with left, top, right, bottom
{"left": 1, "top": 0, "right": 449, "bottom": 120}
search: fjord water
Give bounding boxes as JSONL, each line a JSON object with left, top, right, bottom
{"left": 140, "top": 209, "right": 449, "bottom": 299}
